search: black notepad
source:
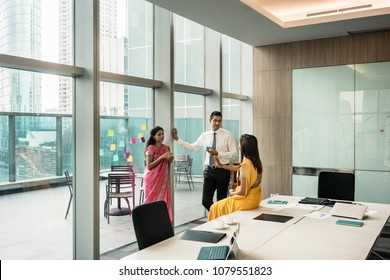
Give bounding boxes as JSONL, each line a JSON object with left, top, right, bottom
{"left": 298, "top": 197, "right": 336, "bottom": 206}
{"left": 253, "top": 213, "right": 293, "bottom": 223}
{"left": 180, "top": 230, "right": 226, "bottom": 243}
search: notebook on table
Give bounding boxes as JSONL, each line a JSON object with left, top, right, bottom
{"left": 253, "top": 213, "right": 293, "bottom": 223}
{"left": 180, "top": 230, "right": 226, "bottom": 243}
{"left": 298, "top": 197, "right": 335, "bottom": 206}
{"left": 197, "top": 225, "right": 240, "bottom": 260}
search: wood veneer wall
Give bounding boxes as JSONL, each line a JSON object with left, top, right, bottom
{"left": 253, "top": 30, "right": 390, "bottom": 199}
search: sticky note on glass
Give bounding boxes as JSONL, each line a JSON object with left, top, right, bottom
{"left": 141, "top": 124, "right": 147, "bottom": 130}
{"left": 113, "top": 154, "right": 119, "bottom": 162}
{"left": 110, "top": 144, "right": 116, "bottom": 151}
{"left": 131, "top": 138, "right": 136, "bottom": 144}
{"left": 127, "top": 156, "right": 133, "bottom": 162}
{"left": 138, "top": 133, "right": 143, "bottom": 139}
{"left": 108, "top": 130, "right": 114, "bottom": 137}
{"left": 119, "top": 140, "right": 125, "bottom": 148}
{"left": 140, "top": 137, "right": 145, "bottom": 143}
{"left": 99, "top": 149, "right": 104, "bottom": 156}
{"left": 125, "top": 152, "right": 129, "bottom": 159}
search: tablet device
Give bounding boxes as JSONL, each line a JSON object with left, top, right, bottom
{"left": 253, "top": 213, "right": 293, "bottom": 223}
{"left": 180, "top": 230, "right": 226, "bottom": 243}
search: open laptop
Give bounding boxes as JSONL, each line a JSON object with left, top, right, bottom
{"left": 330, "top": 202, "right": 368, "bottom": 220}
{"left": 197, "top": 224, "right": 240, "bottom": 260}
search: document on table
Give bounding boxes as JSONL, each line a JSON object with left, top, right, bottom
{"left": 305, "top": 211, "right": 330, "bottom": 219}
{"left": 294, "top": 204, "right": 323, "bottom": 211}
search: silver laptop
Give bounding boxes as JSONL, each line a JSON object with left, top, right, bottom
{"left": 330, "top": 202, "right": 368, "bottom": 220}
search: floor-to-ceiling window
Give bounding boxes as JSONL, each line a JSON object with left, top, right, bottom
{"left": 173, "top": 15, "right": 206, "bottom": 224}
{"left": 222, "top": 35, "right": 243, "bottom": 152}
{"left": 0, "top": 0, "right": 252, "bottom": 259}
{"left": 0, "top": 0, "right": 76, "bottom": 259}
{"left": 98, "top": 0, "right": 154, "bottom": 254}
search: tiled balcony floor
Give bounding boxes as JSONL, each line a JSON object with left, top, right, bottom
{"left": 0, "top": 176, "right": 206, "bottom": 260}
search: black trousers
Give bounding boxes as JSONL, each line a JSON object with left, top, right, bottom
{"left": 202, "top": 167, "right": 231, "bottom": 211}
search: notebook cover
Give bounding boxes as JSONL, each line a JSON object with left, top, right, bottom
{"left": 180, "top": 230, "right": 226, "bottom": 243}
{"left": 253, "top": 213, "right": 293, "bottom": 223}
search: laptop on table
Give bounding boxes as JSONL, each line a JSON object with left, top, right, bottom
{"left": 197, "top": 225, "right": 240, "bottom": 260}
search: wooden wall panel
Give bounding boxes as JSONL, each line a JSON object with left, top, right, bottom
{"left": 292, "top": 36, "right": 354, "bottom": 68}
{"left": 253, "top": 30, "right": 390, "bottom": 198}
{"left": 354, "top": 30, "right": 390, "bottom": 63}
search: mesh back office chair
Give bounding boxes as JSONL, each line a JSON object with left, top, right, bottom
{"left": 132, "top": 200, "right": 174, "bottom": 250}
{"left": 64, "top": 169, "right": 73, "bottom": 219}
{"left": 318, "top": 171, "right": 355, "bottom": 201}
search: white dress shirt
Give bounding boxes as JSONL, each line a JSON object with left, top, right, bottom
{"left": 176, "top": 128, "right": 238, "bottom": 166}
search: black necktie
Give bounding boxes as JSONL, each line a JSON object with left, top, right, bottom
{"left": 209, "top": 132, "right": 216, "bottom": 166}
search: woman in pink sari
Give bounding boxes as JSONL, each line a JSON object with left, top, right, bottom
{"left": 143, "top": 126, "right": 174, "bottom": 222}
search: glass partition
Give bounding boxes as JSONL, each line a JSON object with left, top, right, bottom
{"left": 292, "top": 62, "right": 390, "bottom": 203}
{"left": 355, "top": 62, "right": 390, "bottom": 171}
{"left": 293, "top": 65, "right": 355, "bottom": 169}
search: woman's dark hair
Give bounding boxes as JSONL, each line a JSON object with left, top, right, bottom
{"left": 146, "top": 126, "right": 164, "bottom": 147}
{"left": 239, "top": 134, "right": 263, "bottom": 174}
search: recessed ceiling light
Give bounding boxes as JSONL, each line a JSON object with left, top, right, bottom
{"left": 241, "top": 0, "right": 390, "bottom": 28}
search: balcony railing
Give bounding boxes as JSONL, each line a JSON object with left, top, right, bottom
{"left": 0, "top": 111, "right": 148, "bottom": 188}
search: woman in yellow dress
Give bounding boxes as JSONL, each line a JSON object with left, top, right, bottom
{"left": 208, "top": 134, "right": 263, "bottom": 221}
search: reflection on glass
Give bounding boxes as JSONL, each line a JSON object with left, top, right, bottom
{"left": 222, "top": 98, "right": 240, "bottom": 161}
{"left": 174, "top": 92, "right": 205, "bottom": 226}
{"left": 355, "top": 62, "right": 390, "bottom": 171}
{"left": 174, "top": 15, "right": 204, "bottom": 87}
{"left": 100, "top": 0, "right": 153, "bottom": 78}
{"left": 292, "top": 62, "right": 390, "bottom": 203}
{"left": 292, "top": 65, "right": 355, "bottom": 169}
{"left": 222, "top": 35, "right": 241, "bottom": 94}
{"left": 100, "top": 83, "right": 152, "bottom": 173}
{"left": 0, "top": 0, "right": 73, "bottom": 64}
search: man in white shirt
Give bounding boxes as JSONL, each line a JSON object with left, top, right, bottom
{"left": 172, "top": 111, "right": 238, "bottom": 211}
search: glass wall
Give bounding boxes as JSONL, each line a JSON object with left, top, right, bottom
{"left": 292, "top": 62, "right": 390, "bottom": 203}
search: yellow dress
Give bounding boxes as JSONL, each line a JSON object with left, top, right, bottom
{"left": 208, "top": 158, "right": 261, "bottom": 221}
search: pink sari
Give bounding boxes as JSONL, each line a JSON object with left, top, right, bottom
{"left": 143, "top": 144, "right": 173, "bottom": 221}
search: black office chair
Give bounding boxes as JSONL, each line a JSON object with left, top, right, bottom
{"left": 132, "top": 200, "right": 174, "bottom": 250}
{"left": 64, "top": 169, "right": 73, "bottom": 219}
{"left": 318, "top": 171, "right": 355, "bottom": 201}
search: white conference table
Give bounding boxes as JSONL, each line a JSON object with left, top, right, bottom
{"left": 122, "top": 195, "right": 390, "bottom": 260}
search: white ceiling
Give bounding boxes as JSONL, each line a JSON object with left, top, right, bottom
{"left": 146, "top": 0, "right": 390, "bottom": 46}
